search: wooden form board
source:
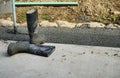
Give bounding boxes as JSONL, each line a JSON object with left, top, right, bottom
{"left": 0, "top": 0, "right": 12, "bottom": 14}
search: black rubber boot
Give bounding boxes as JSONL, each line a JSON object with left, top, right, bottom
{"left": 7, "top": 9, "right": 55, "bottom": 57}
{"left": 26, "top": 9, "right": 45, "bottom": 44}
{"left": 7, "top": 42, "right": 55, "bottom": 57}
{"left": 7, "top": 42, "right": 29, "bottom": 56}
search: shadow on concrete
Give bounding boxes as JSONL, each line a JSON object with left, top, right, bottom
{"left": 2, "top": 52, "right": 9, "bottom": 57}
{"left": 0, "top": 26, "right": 120, "bottom": 48}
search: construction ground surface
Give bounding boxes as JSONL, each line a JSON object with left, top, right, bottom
{"left": 0, "top": 41, "right": 120, "bottom": 78}
{"left": 0, "top": 26, "right": 120, "bottom": 78}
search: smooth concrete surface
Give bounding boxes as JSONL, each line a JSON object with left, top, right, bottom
{"left": 0, "top": 40, "right": 120, "bottom": 78}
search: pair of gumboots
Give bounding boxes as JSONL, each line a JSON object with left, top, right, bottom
{"left": 7, "top": 9, "right": 55, "bottom": 57}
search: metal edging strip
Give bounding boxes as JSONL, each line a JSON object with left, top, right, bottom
{"left": 15, "top": 2, "right": 78, "bottom": 6}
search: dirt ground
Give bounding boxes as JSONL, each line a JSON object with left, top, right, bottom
{"left": 0, "top": 0, "right": 120, "bottom": 24}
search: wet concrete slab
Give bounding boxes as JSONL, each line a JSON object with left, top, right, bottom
{"left": 0, "top": 41, "right": 120, "bottom": 78}
{"left": 0, "top": 26, "right": 120, "bottom": 47}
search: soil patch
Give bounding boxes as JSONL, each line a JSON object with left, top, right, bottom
{"left": 0, "top": 0, "right": 120, "bottom": 24}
